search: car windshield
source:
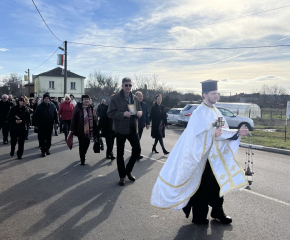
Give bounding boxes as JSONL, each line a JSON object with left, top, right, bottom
{"left": 218, "top": 108, "right": 234, "bottom": 117}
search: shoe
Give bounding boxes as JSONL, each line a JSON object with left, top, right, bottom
{"left": 110, "top": 154, "right": 116, "bottom": 160}
{"left": 80, "top": 157, "right": 86, "bottom": 165}
{"left": 10, "top": 151, "right": 14, "bottom": 157}
{"left": 4, "top": 141, "right": 8, "bottom": 144}
{"left": 41, "top": 152, "right": 46, "bottom": 157}
{"left": 126, "top": 173, "right": 136, "bottom": 181}
{"left": 106, "top": 155, "right": 111, "bottom": 159}
{"left": 119, "top": 178, "right": 125, "bottom": 186}
{"left": 163, "top": 150, "right": 170, "bottom": 155}
{"left": 211, "top": 209, "right": 232, "bottom": 224}
{"left": 46, "top": 150, "right": 51, "bottom": 155}
{"left": 152, "top": 146, "right": 159, "bottom": 153}
{"left": 192, "top": 218, "right": 209, "bottom": 225}
{"left": 25, "top": 138, "right": 29, "bottom": 140}
{"left": 17, "top": 155, "right": 22, "bottom": 159}
{"left": 137, "top": 155, "right": 143, "bottom": 160}
{"left": 55, "top": 131, "right": 58, "bottom": 136}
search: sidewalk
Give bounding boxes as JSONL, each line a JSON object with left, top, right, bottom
{"left": 240, "top": 142, "right": 290, "bottom": 156}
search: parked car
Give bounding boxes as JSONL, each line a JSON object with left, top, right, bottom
{"left": 178, "top": 104, "right": 254, "bottom": 130}
{"left": 167, "top": 108, "right": 183, "bottom": 124}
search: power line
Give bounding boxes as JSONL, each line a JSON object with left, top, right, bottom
{"left": 68, "top": 41, "right": 290, "bottom": 51}
{"left": 130, "top": 4, "right": 290, "bottom": 43}
{"left": 31, "top": 43, "right": 64, "bottom": 71}
{"left": 31, "top": 0, "right": 63, "bottom": 42}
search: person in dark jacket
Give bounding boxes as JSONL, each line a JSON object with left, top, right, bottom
{"left": 70, "top": 94, "right": 99, "bottom": 165}
{"left": 99, "top": 95, "right": 116, "bottom": 160}
{"left": 52, "top": 97, "right": 60, "bottom": 136}
{"left": 150, "top": 94, "right": 169, "bottom": 155}
{"left": 135, "top": 91, "right": 150, "bottom": 160}
{"left": 0, "top": 94, "right": 14, "bottom": 144}
{"left": 33, "top": 93, "right": 59, "bottom": 157}
{"left": 107, "top": 77, "right": 142, "bottom": 186}
{"left": 97, "top": 99, "right": 107, "bottom": 119}
{"left": 7, "top": 97, "right": 31, "bottom": 159}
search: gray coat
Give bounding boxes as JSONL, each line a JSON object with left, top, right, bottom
{"left": 107, "top": 90, "right": 141, "bottom": 135}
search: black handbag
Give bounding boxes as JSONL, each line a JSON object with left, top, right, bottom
{"left": 93, "top": 138, "right": 101, "bottom": 153}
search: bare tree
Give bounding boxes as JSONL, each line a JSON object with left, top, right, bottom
{"left": 2, "top": 73, "right": 23, "bottom": 96}
{"left": 85, "top": 70, "right": 120, "bottom": 101}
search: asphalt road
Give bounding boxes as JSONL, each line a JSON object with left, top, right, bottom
{"left": 0, "top": 126, "right": 289, "bottom": 240}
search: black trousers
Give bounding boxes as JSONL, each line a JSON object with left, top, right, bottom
{"left": 184, "top": 160, "right": 223, "bottom": 220}
{"left": 10, "top": 129, "right": 26, "bottom": 157}
{"left": 38, "top": 125, "right": 53, "bottom": 152}
{"left": 153, "top": 134, "right": 166, "bottom": 151}
{"left": 138, "top": 127, "right": 144, "bottom": 140}
{"left": 62, "top": 120, "right": 71, "bottom": 139}
{"left": 116, "top": 127, "right": 141, "bottom": 178}
{"left": 0, "top": 123, "right": 9, "bottom": 142}
{"left": 78, "top": 137, "right": 91, "bottom": 160}
{"left": 105, "top": 132, "right": 115, "bottom": 157}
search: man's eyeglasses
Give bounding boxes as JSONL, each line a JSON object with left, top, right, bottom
{"left": 124, "top": 84, "right": 132, "bottom": 87}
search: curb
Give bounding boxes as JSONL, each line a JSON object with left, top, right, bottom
{"left": 240, "top": 143, "right": 290, "bottom": 156}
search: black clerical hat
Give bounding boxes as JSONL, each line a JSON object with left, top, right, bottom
{"left": 201, "top": 80, "right": 218, "bottom": 92}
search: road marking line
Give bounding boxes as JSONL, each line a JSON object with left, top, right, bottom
{"left": 242, "top": 189, "right": 290, "bottom": 207}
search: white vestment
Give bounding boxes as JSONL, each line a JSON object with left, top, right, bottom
{"left": 151, "top": 102, "right": 248, "bottom": 210}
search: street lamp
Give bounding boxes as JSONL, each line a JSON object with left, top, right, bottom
{"left": 25, "top": 69, "right": 30, "bottom": 96}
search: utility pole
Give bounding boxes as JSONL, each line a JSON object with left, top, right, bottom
{"left": 28, "top": 69, "right": 30, "bottom": 97}
{"left": 64, "top": 41, "right": 67, "bottom": 95}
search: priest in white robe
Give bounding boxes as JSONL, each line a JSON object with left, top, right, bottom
{"left": 151, "top": 80, "right": 251, "bottom": 224}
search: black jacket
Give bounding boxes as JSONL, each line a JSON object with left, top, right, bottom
{"left": 107, "top": 90, "right": 142, "bottom": 135}
{"left": 150, "top": 103, "right": 167, "bottom": 138}
{"left": 7, "top": 105, "right": 30, "bottom": 131}
{"left": 33, "top": 102, "right": 59, "bottom": 127}
{"left": 138, "top": 101, "right": 150, "bottom": 129}
{"left": 0, "top": 100, "right": 14, "bottom": 125}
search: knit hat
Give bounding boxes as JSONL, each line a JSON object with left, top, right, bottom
{"left": 43, "top": 92, "right": 50, "bottom": 99}
{"left": 81, "top": 94, "right": 90, "bottom": 101}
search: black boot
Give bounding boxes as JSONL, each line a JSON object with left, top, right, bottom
{"left": 10, "top": 150, "right": 15, "bottom": 157}
{"left": 211, "top": 208, "right": 232, "bottom": 224}
{"left": 152, "top": 145, "right": 159, "bottom": 153}
{"left": 80, "top": 156, "right": 86, "bottom": 166}
{"left": 163, "top": 149, "right": 170, "bottom": 155}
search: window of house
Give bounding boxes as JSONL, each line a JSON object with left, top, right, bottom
{"left": 49, "top": 81, "right": 55, "bottom": 89}
{"left": 71, "top": 82, "right": 76, "bottom": 90}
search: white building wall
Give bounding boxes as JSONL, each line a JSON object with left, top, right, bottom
{"left": 36, "top": 76, "right": 84, "bottom": 98}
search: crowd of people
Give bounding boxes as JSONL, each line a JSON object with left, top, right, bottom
{"left": 0, "top": 79, "right": 170, "bottom": 179}
{"left": 1, "top": 78, "right": 252, "bottom": 226}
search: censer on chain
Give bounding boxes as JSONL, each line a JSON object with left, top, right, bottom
{"left": 244, "top": 142, "right": 254, "bottom": 185}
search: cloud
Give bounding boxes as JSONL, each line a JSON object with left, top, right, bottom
{"left": 252, "top": 75, "right": 286, "bottom": 82}
{"left": 0, "top": 48, "right": 9, "bottom": 52}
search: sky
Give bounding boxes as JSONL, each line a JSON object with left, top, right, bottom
{"left": 0, "top": 0, "right": 290, "bottom": 95}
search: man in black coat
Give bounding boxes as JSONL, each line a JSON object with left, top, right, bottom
{"left": 107, "top": 77, "right": 142, "bottom": 186}
{"left": 0, "top": 94, "right": 14, "bottom": 144}
{"left": 135, "top": 91, "right": 150, "bottom": 160}
{"left": 33, "top": 93, "right": 59, "bottom": 157}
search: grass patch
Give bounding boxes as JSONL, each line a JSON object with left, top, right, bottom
{"left": 241, "top": 127, "right": 290, "bottom": 150}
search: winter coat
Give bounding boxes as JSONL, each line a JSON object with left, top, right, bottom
{"left": 52, "top": 100, "right": 60, "bottom": 111}
{"left": 70, "top": 102, "right": 99, "bottom": 138}
{"left": 97, "top": 104, "right": 108, "bottom": 119}
{"left": 150, "top": 103, "right": 167, "bottom": 138}
{"left": 33, "top": 102, "right": 59, "bottom": 127}
{"left": 0, "top": 100, "right": 14, "bottom": 125}
{"left": 99, "top": 104, "right": 115, "bottom": 137}
{"left": 107, "top": 90, "right": 142, "bottom": 135}
{"left": 58, "top": 101, "right": 74, "bottom": 120}
{"left": 138, "top": 101, "right": 150, "bottom": 129}
{"left": 7, "top": 105, "right": 30, "bottom": 131}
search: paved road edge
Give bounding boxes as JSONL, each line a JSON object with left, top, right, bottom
{"left": 240, "top": 143, "right": 290, "bottom": 156}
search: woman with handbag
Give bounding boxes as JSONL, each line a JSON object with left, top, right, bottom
{"left": 69, "top": 95, "right": 99, "bottom": 165}
{"left": 150, "top": 94, "right": 169, "bottom": 155}
{"left": 7, "top": 97, "right": 30, "bottom": 159}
